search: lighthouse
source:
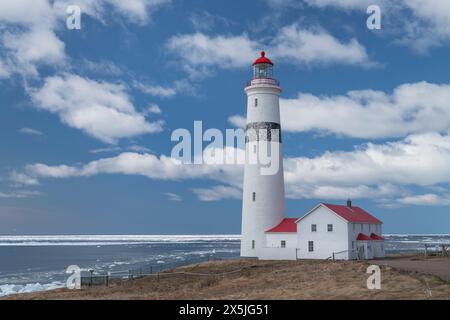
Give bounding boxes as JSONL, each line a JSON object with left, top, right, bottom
{"left": 240, "top": 51, "right": 286, "bottom": 258}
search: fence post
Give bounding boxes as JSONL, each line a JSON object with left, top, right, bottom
{"left": 424, "top": 244, "right": 428, "bottom": 258}
{"left": 89, "top": 270, "right": 94, "bottom": 287}
{"left": 332, "top": 253, "right": 335, "bottom": 261}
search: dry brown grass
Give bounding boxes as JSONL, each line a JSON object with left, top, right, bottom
{"left": 4, "top": 259, "right": 450, "bottom": 300}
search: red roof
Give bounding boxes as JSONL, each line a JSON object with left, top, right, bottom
{"left": 370, "top": 233, "right": 385, "bottom": 240}
{"left": 253, "top": 51, "right": 273, "bottom": 66}
{"left": 322, "top": 203, "right": 382, "bottom": 224}
{"left": 266, "top": 218, "right": 297, "bottom": 233}
{"left": 356, "top": 233, "right": 372, "bottom": 241}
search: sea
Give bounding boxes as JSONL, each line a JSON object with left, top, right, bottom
{"left": 0, "top": 234, "right": 449, "bottom": 297}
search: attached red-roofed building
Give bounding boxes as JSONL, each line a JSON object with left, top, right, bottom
{"left": 264, "top": 219, "right": 298, "bottom": 255}
{"left": 266, "top": 218, "right": 297, "bottom": 233}
{"left": 259, "top": 199, "right": 385, "bottom": 260}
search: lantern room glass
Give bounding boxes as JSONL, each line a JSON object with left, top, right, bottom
{"left": 253, "top": 63, "right": 273, "bottom": 79}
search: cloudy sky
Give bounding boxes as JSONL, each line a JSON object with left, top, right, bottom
{"left": 1, "top": 0, "right": 450, "bottom": 234}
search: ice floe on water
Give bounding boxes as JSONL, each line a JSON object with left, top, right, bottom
{"left": 0, "top": 235, "right": 241, "bottom": 246}
{"left": 0, "top": 281, "right": 65, "bottom": 297}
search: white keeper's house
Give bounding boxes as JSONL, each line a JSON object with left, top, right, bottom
{"left": 240, "top": 51, "right": 385, "bottom": 261}
{"left": 263, "top": 200, "right": 385, "bottom": 261}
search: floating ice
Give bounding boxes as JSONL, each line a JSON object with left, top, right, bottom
{"left": 0, "top": 281, "right": 65, "bottom": 297}
{"left": 0, "top": 235, "right": 241, "bottom": 246}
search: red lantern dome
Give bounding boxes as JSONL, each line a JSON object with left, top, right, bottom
{"left": 252, "top": 51, "right": 273, "bottom": 66}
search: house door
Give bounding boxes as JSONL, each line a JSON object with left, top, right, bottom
{"left": 358, "top": 245, "right": 365, "bottom": 260}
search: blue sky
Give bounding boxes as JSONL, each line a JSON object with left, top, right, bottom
{"left": 2, "top": 0, "right": 450, "bottom": 234}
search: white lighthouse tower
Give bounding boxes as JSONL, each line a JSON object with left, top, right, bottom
{"left": 241, "top": 51, "right": 286, "bottom": 258}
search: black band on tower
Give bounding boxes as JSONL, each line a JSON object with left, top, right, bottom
{"left": 245, "top": 122, "right": 282, "bottom": 143}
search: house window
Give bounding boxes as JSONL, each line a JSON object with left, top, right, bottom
{"left": 252, "top": 192, "right": 256, "bottom": 202}
{"left": 311, "top": 224, "right": 317, "bottom": 232}
{"left": 252, "top": 240, "right": 255, "bottom": 249}
{"left": 327, "top": 224, "right": 333, "bottom": 232}
{"left": 308, "top": 241, "right": 314, "bottom": 252}
{"left": 254, "top": 98, "right": 258, "bottom": 107}
{"left": 281, "top": 240, "right": 286, "bottom": 248}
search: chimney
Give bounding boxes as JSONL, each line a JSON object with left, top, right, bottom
{"left": 347, "top": 199, "right": 352, "bottom": 208}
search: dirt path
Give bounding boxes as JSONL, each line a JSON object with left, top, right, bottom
{"left": 371, "top": 258, "right": 450, "bottom": 282}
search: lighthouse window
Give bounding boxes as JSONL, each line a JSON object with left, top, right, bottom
{"left": 281, "top": 240, "right": 286, "bottom": 248}
{"left": 252, "top": 240, "right": 255, "bottom": 249}
{"left": 252, "top": 192, "right": 256, "bottom": 202}
{"left": 254, "top": 98, "right": 258, "bottom": 107}
{"left": 308, "top": 241, "right": 314, "bottom": 252}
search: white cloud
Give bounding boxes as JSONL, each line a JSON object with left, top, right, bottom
{"left": 303, "top": 0, "right": 373, "bottom": 9}
{"left": 166, "top": 26, "right": 373, "bottom": 77}
{"left": 0, "top": 190, "right": 43, "bottom": 198}
{"left": 9, "top": 171, "right": 40, "bottom": 187}
{"left": 3, "top": 26, "right": 65, "bottom": 65}
{"left": 228, "top": 115, "right": 246, "bottom": 129}
{"left": 272, "top": 24, "right": 372, "bottom": 67}
{"left": 0, "top": 0, "right": 63, "bottom": 77}
{"left": 189, "top": 11, "right": 234, "bottom": 32}
{"left": 192, "top": 185, "right": 241, "bottom": 202}
{"left": 284, "top": 132, "right": 450, "bottom": 190}
{"left": 52, "top": 0, "right": 170, "bottom": 24}
{"left": 103, "top": 0, "right": 170, "bottom": 24}
{"left": 302, "top": 0, "right": 450, "bottom": 53}
{"left": 134, "top": 81, "right": 177, "bottom": 98}
{"left": 287, "top": 184, "right": 403, "bottom": 201}
{"left": 230, "top": 81, "right": 450, "bottom": 139}
{"left": 398, "top": 193, "right": 450, "bottom": 206}
{"left": 128, "top": 145, "right": 151, "bottom": 153}
{"left": 89, "top": 147, "right": 122, "bottom": 154}
{"left": 24, "top": 149, "right": 243, "bottom": 183}
{"left": 166, "top": 33, "right": 259, "bottom": 77}
{"left": 18, "top": 127, "right": 45, "bottom": 136}
{"left": 0, "top": 58, "right": 11, "bottom": 78}
{"left": 266, "top": 0, "right": 304, "bottom": 9}
{"left": 29, "top": 73, "right": 164, "bottom": 144}
{"left": 15, "top": 132, "right": 450, "bottom": 204}
{"left": 146, "top": 104, "right": 162, "bottom": 115}
{"left": 0, "top": 0, "right": 169, "bottom": 78}
{"left": 164, "top": 192, "right": 182, "bottom": 201}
